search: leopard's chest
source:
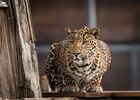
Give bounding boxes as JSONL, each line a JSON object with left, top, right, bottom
{"left": 66, "top": 59, "right": 95, "bottom": 83}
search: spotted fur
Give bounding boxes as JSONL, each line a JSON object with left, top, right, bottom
{"left": 45, "top": 26, "right": 111, "bottom": 92}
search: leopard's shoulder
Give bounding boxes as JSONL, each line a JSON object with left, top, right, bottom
{"left": 94, "top": 40, "right": 111, "bottom": 69}
{"left": 47, "top": 41, "right": 66, "bottom": 56}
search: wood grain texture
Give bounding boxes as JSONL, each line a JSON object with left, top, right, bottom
{"left": 1, "top": 91, "right": 140, "bottom": 99}
{"left": 41, "top": 91, "right": 140, "bottom": 100}
{"left": 13, "top": 0, "right": 41, "bottom": 98}
{"left": 0, "top": 5, "right": 19, "bottom": 98}
{"left": 23, "top": 98, "right": 75, "bottom": 100}
{"left": 0, "top": 0, "right": 41, "bottom": 99}
{"left": 42, "top": 91, "right": 140, "bottom": 98}
{"left": 42, "top": 92, "right": 111, "bottom": 98}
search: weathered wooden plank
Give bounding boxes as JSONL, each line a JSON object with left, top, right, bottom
{"left": 23, "top": 98, "right": 76, "bottom": 100}
{"left": 111, "top": 91, "right": 140, "bottom": 97}
{"left": 23, "top": 98, "right": 52, "bottom": 100}
{"left": 42, "top": 92, "right": 111, "bottom": 98}
{"left": 2, "top": 91, "right": 140, "bottom": 100}
{"left": 3, "top": 99, "right": 22, "bottom": 100}
{"left": 0, "top": 1, "right": 19, "bottom": 98}
{"left": 0, "top": 0, "right": 41, "bottom": 99}
{"left": 42, "top": 91, "right": 140, "bottom": 97}
{"left": 13, "top": 0, "right": 41, "bottom": 98}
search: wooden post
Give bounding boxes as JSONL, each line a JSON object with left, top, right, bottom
{"left": 0, "top": 0, "right": 41, "bottom": 99}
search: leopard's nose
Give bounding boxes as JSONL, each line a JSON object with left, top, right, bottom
{"left": 73, "top": 53, "right": 80, "bottom": 57}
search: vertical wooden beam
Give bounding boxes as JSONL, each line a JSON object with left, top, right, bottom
{"left": 0, "top": 1, "right": 19, "bottom": 98}
{"left": 13, "top": 0, "right": 41, "bottom": 98}
{"left": 0, "top": 0, "right": 41, "bottom": 99}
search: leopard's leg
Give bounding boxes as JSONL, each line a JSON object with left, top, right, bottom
{"left": 60, "top": 83, "right": 79, "bottom": 92}
{"left": 57, "top": 73, "right": 80, "bottom": 92}
{"left": 86, "top": 76, "right": 103, "bottom": 92}
{"left": 87, "top": 84, "right": 103, "bottom": 92}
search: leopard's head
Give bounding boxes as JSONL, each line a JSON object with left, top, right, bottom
{"left": 65, "top": 26, "right": 100, "bottom": 67}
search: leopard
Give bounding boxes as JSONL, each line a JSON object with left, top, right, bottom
{"left": 45, "top": 26, "right": 111, "bottom": 93}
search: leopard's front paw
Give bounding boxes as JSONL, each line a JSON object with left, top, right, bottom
{"left": 60, "top": 85, "right": 80, "bottom": 92}
{"left": 87, "top": 85, "right": 103, "bottom": 93}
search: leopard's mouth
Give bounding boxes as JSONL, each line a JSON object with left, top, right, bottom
{"left": 77, "top": 63, "right": 90, "bottom": 68}
{"left": 75, "top": 61, "right": 92, "bottom": 68}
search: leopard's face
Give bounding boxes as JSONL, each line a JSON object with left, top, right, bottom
{"left": 67, "top": 42, "right": 91, "bottom": 68}
{"left": 65, "top": 26, "right": 99, "bottom": 70}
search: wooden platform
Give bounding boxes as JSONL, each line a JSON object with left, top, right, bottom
{"left": 42, "top": 91, "right": 140, "bottom": 100}
{"left": 1, "top": 91, "right": 140, "bottom": 99}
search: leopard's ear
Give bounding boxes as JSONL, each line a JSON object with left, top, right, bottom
{"left": 90, "top": 28, "right": 100, "bottom": 39}
{"left": 65, "top": 27, "right": 72, "bottom": 35}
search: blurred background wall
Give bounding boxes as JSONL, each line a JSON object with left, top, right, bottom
{"left": 29, "top": 0, "right": 140, "bottom": 91}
